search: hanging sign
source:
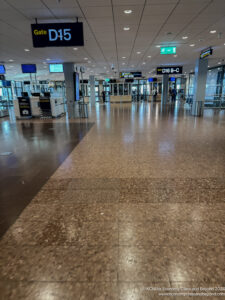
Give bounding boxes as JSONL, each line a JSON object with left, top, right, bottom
{"left": 31, "top": 23, "right": 84, "bottom": 47}
{"left": 200, "top": 47, "right": 213, "bottom": 59}
{"left": 156, "top": 66, "right": 183, "bottom": 75}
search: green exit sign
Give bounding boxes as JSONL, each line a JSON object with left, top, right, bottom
{"left": 160, "top": 46, "right": 176, "bottom": 55}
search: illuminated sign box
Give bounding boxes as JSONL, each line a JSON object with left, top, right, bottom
{"left": 157, "top": 66, "right": 182, "bottom": 75}
{"left": 31, "top": 23, "right": 84, "bottom": 48}
{"left": 200, "top": 47, "right": 213, "bottom": 59}
{"left": 120, "top": 72, "right": 142, "bottom": 78}
{"left": 160, "top": 47, "right": 176, "bottom": 55}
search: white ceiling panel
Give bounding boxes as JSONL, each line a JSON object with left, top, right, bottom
{"left": 82, "top": 6, "right": 112, "bottom": 18}
{"left": 8, "top": 0, "right": 45, "bottom": 9}
{"left": 144, "top": 4, "right": 176, "bottom": 16}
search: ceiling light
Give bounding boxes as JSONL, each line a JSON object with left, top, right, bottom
{"left": 122, "top": 62, "right": 125, "bottom": 65}
{"left": 123, "top": 27, "right": 130, "bottom": 31}
{"left": 73, "top": 48, "right": 78, "bottom": 50}
{"left": 190, "top": 44, "right": 195, "bottom": 47}
{"left": 210, "top": 30, "right": 216, "bottom": 34}
{"left": 137, "top": 51, "right": 141, "bottom": 54}
{"left": 148, "top": 55, "right": 151, "bottom": 58}
{"left": 24, "top": 49, "right": 30, "bottom": 52}
{"left": 156, "top": 45, "right": 160, "bottom": 48}
{"left": 122, "top": 56, "right": 126, "bottom": 59}
{"left": 142, "top": 62, "right": 146, "bottom": 65}
{"left": 218, "top": 62, "right": 221, "bottom": 64}
{"left": 124, "top": 9, "right": 132, "bottom": 14}
{"left": 208, "top": 65, "right": 210, "bottom": 67}
{"left": 84, "top": 57, "right": 88, "bottom": 60}
{"left": 182, "top": 36, "right": 188, "bottom": 39}
{"left": 46, "top": 58, "right": 51, "bottom": 61}
{"left": 8, "top": 59, "right": 14, "bottom": 62}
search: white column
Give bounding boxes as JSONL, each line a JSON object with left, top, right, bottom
{"left": 191, "top": 58, "right": 208, "bottom": 116}
{"left": 63, "top": 63, "right": 75, "bottom": 118}
{"left": 89, "top": 75, "right": 95, "bottom": 106}
{"left": 161, "top": 74, "right": 169, "bottom": 105}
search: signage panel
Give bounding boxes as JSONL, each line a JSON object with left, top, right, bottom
{"left": 200, "top": 47, "right": 213, "bottom": 59}
{"left": 157, "top": 66, "right": 182, "bottom": 75}
{"left": 18, "top": 97, "right": 32, "bottom": 117}
{"left": 31, "top": 23, "right": 84, "bottom": 48}
{"left": 120, "top": 71, "right": 142, "bottom": 78}
{"left": 160, "top": 46, "right": 176, "bottom": 55}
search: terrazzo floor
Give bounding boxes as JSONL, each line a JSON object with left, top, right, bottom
{"left": 0, "top": 102, "right": 225, "bottom": 299}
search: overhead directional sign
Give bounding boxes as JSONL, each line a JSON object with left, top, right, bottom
{"left": 160, "top": 46, "right": 176, "bottom": 55}
{"left": 31, "top": 23, "right": 84, "bottom": 48}
{"left": 120, "top": 71, "right": 142, "bottom": 78}
{"left": 200, "top": 47, "right": 213, "bottom": 59}
{"left": 157, "top": 66, "right": 183, "bottom": 75}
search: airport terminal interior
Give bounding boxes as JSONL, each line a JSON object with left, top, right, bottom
{"left": 0, "top": 0, "right": 225, "bottom": 299}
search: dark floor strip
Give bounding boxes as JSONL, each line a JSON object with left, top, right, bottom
{"left": 0, "top": 121, "right": 94, "bottom": 238}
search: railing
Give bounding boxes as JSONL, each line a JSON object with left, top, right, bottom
{"left": 186, "top": 95, "right": 225, "bottom": 108}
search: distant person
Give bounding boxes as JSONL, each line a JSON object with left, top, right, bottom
{"left": 102, "top": 90, "right": 106, "bottom": 103}
{"left": 152, "top": 88, "right": 157, "bottom": 102}
{"left": 169, "top": 87, "right": 172, "bottom": 102}
{"left": 171, "top": 88, "right": 177, "bottom": 102}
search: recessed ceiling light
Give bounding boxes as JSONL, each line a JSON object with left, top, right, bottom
{"left": 124, "top": 9, "right": 132, "bottom": 14}
{"left": 122, "top": 56, "right": 126, "bottom": 59}
{"left": 156, "top": 45, "right": 160, "bottom": 48}
{"left": 190, "top": 44, "right": 195, "bottom": 47}
{"left": 210, "top": 30, "right": 216, "bottom": 34}
{"left": 73, "top": 48, "right": 78, "bottom": 50}
{"left": 24, "top": 49, "right": 30, "bottom": 52}
{"left": 84, "top": 57, "right": 88, "bottom": 60}
{"left": 142, "top": 62, "right": 146, "bottom": 64}
{"left": 218, "top": 62, "right": 221, "bottom": 64}
{"left": 122, "top": 62, "right": 125, "bottom": 65}
{"left": 182, "top": 36, "right": 188, "bottom": 39}
{"left": 148, "top": 55, "right": 151, "bottom": 58}
{"left": 8, "top": 59, "right": 14, "bottom": 62}
{"left": 137, "top": 51, "right": 141, "bottom": 54}
{"left": 46, "top": 58, "right": 51, "bottom": 61}
{"left": 123, "top": 27, "right": 130, "bottom": 31}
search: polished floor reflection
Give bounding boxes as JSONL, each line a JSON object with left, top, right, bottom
{"left": 0, "top": 103, "right": 225, "bottom": 299}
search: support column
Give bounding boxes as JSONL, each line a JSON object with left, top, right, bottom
{"left": 89, "top": 75, "right": 95, "bottom": 106}
{"left": 161, "top": 74, "right": 169, "bottom": 105}
{"left": 63, "top": 63, "right": 75, "bottom": 118}
{"left": 191, "top": 58, "right": 208, "bottom": 116}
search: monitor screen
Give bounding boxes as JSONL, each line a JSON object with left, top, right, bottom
{"left": 21, "top": 64, "right": 37, "bottom": 73}
{"left": 49, "top": 64, "right": 63, "bottom": 73}
{"left": 148, "top": 78, "right": 157, "bottom": 82}
{"left": 0, "top": 65, "right": 6, "bottom": 74}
